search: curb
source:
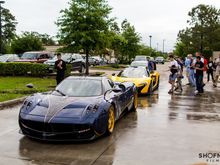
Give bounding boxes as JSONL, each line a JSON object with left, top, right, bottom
{"left": 0, "top": 97, "right": 27, "bottom": 110}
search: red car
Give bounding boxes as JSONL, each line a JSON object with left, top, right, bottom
{"left": 16, "top": 51, "right": 54, "bottom": 63}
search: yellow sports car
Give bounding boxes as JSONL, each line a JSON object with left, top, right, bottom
{"left": 110, "top": 67, "right": 160, "bottom": 95}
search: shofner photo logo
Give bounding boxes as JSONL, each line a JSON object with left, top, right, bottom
{"left": 199, "top": 153, "right": 220, "bottom": 163}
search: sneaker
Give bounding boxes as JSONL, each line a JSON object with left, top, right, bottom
{"left": 168, "top": 90, "right": 173, "bottom": 94}
{"left": 194, "top": 90, "right": 199, "bottom": 95}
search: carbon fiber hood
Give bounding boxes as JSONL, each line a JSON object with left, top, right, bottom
{"left": 23, "top": 93, "right": 102, "bottom": 122}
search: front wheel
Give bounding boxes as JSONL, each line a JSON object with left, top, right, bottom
{"left": 131, "top": 93, "right": 138, "bottom": 111}
{"left": 106, "top": 106, "right": 115, "bottom": 135}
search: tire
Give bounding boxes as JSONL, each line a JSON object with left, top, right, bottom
{"left": 106, "top": 106, "right": 115, "bottom": 135}
{"left": 156, "top": 76, "right": 160, "bottom": 89}
{"left": 147, "top": 81, "right": 153, "bottom": 95}
{"left": 131, "top": 92, "right": 138, "bottom": 111}
{"left": 79, "top": 65, "right": 85, "bottom": 73}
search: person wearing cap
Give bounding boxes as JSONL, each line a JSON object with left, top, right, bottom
{"left": 55, "top": 53, "right": 66, "bottom": 85}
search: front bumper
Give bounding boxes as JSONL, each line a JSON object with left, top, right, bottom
{"left": 19, "top": 118, "right": 97, "bottom": 141}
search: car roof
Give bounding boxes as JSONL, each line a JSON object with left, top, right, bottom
{"left": 66, "top": 76, "right": 105, "bottom": 81}
{"left": 24, "top": 51, "right": 52, "bottom": 54}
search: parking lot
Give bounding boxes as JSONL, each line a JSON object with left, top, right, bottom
{"left": 0, "top": 64, "right": 220, "bottom": 165}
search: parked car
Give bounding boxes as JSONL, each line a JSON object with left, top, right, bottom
{"left": 0, "top": 54, "right": 19, "bottom": 62}
{"left": 92, "top": 56, "right": 107, "bottom": 65}
{"left": 134, "top": 55, "right": 148, "bottom": 61}
{"left": 155, "top": 56, "right": 165, "bottom": 64}
{"left": 110, "top": 67, "right": 160, "bottom": 94}
{"left": 44, "top": 53, "right": 86, "bottom": 73}
{"left": 16, "top": 51, "right": 54, "bottom": 63}
{"left": 19, "top": 76, "right": 137, "bottom": 141}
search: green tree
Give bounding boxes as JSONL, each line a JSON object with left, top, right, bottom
{"left": 56, "top": 0, "right": 113, "bottom": 74}
{"left": 120, "top": 19, "right": 141, "bottom": 63}
{"left": 1, "top": 7, "right": 17, "bottom": 53}
{"left": 11, "top": 32, "right": 44, "bottom": 54}
{"left": 176, "top": 4, "right": 220, "bottom": 57}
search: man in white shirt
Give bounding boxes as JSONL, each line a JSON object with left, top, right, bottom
{"left": 214, "top": 54, "right": 220, "bottom": 87}
{"left": 168, "top": 55, "right": 179, "bottom": 94}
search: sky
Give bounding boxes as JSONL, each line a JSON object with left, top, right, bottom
{"left": 4, "top": 0, "right": 220, "bottom": 52}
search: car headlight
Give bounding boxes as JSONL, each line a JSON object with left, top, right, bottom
{"left": 86, "top": 104, "right": 99, "bottom": 114}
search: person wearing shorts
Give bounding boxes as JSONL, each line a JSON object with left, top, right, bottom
{"left": 168, "top": 55, "right": 179, "bottom": 94}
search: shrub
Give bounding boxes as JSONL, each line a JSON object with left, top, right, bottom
{"left": 0, "top": 63, "right": 48, "bottom": 77}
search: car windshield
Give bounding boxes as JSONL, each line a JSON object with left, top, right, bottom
{"left": 119, "top": 68, "right": 148, "bottom": 78}
{"left": 0, "top": 55, "right": 8, "bottom": 62}
{"left": 52, "top": 55, "right": 71, "bottom": 61}
{"left": 21, "top": 53, "right": 38, "bottom": 59}
{"left": 130, "top": 61, "right": 147, "bottom": 67}
{"left": 55, "top": 79, "right": 102, "bottom": 97}
{"left": 156, "top": 57, "right": 164, "bottom": 60}
{"left": 134, "top": 56, "right": 147, "bottom": 61}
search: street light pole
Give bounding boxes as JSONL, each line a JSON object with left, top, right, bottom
{"left": 163, "top": 39, "right": 165, "bottom": 54}
{"left": 0, "top": 1, "right": 5, "bottom": 55}
{"left": 149, "top": 35, "right": 152, "bottom": 49}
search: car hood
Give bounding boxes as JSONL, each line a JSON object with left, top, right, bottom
{"left": 21, "top": 93, "right": 102, "bottom": 122}
{"left": 110, "top": 76, "right": 151, "bottom": 87}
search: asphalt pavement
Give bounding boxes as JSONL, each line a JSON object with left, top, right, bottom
{"left": 0, "top": 64, "right": 220, "bottom": 165}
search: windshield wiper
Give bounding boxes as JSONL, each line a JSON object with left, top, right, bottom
{"left": 55, "top": 89, "right": 66, "bottom": 96}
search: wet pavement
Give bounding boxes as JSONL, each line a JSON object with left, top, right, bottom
{"left": 0, "top": 64, "right": 220, "bottom": 165}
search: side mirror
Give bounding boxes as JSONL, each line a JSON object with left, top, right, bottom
{"left": 112, "top": 87, "right": 122, "bottom": 93}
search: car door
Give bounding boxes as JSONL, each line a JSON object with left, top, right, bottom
{"left": 104, "top": 79, "right": 125, "bottom": 118}
{"left": 71, "top": 54, "right": 78, "bottom": 71}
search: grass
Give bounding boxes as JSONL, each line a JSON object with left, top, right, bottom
{"left": 0, "top": 77, "right": 56, "bottom": 102}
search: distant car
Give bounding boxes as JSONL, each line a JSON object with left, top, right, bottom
{"left": 0, "top": 54, "right": 19, "bottom": 62}
{"left": 134, "top": 55, "right": 148, "bottom": 61}
{"left": 92, "top": 56, "right": 107, "bottom": 65}
{"left": 19, "top": 76, "right": 138, "bottom": 141}
{"left": 16, "top": 51, "right": 54, "bottom": 63}
{"left": 155, "top": 57, "right": 165, "bottom": 64}
{"left": 130, "top": 61, "right": 148, "bottom": 68}
{"left": 44, "top": 53, "right": 86, "bottom": 73}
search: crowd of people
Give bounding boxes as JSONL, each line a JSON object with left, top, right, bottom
{"left": 168, "top": 52, "right": 220, "bottom": 95}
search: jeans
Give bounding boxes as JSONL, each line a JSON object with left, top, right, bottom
{"left": 195, "top": 75, "right": 204, "bottom": 93}
{"left": 189, "top": 69, "right": 195, "bottom": 86}
{"left": 207, "top": 70, "right": 214, "bottom": 82}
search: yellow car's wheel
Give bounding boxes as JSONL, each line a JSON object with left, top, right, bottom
{"left": 147, "top": 81, "right": 153, "bottom": 95}
{"left": 131, "top": 93, "right": 138, "bottom": 111}
{"left": 106, "top": 106, "right": 115, "bottom": 135}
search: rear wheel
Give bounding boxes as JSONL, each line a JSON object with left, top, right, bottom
{"left": 147, "top": 81, "right": 153, "bottom": 95}
{"left": 106, "top": 106, "right": 115, "bottom": 135}
{"left": 156, "top": 76, "right": 160, "bottom": 89}
{"left": 79, "top": 65, "right": 85, "bottom": 73}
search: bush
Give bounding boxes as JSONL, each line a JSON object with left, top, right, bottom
{"left": 65, "top": 64, "right": 72, "bottom": 77}
{"left": 0, "top": 63, "right": 48, "bottom": 77}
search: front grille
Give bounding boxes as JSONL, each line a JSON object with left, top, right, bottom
{"left": 19, "top": 119, "right": 94, "bottom": 140}
{"left": 20, "top": 119, "right": 90, "bottom": 133}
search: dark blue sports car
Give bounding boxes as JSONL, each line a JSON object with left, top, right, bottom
{"left": 19, "top": 76, "right": 138, "bottom": 141}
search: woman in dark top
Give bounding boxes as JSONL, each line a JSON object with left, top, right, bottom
{"left": 207, "top": 57, "right": 215, "bottom": 83}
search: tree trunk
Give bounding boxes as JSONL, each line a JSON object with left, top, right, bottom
{"left": 85, "top": 49, "right": 89, "bottom": 75}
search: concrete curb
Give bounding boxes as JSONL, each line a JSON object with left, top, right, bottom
{"left": 0, "top": 97, "right": 27, "bottom": 110}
